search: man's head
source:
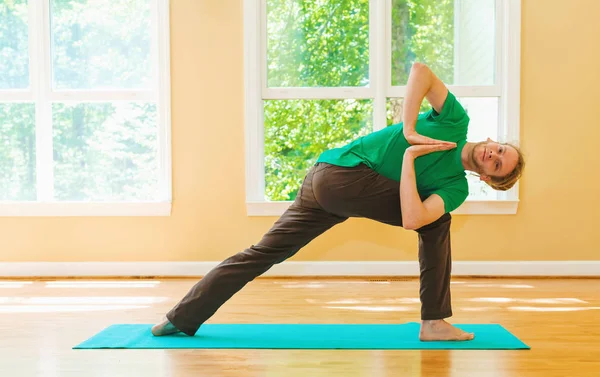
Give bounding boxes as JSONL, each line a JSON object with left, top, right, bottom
{"left": 468, "top": 138, "right": 525, "bottom": 191}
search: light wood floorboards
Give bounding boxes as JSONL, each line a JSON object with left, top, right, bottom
{"left": 1, "top": 277, "right": 598, "bottom": 376}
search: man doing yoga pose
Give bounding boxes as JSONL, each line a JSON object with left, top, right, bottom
{"left": 152, "top": 62, "right": 525, "bottom": 341}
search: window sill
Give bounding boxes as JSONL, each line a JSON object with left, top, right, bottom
{"left": 0, "top": 202, "right": 172, "bottom": 217}
{"left": 246, "top": 199, "right": 519, "bottom": 216}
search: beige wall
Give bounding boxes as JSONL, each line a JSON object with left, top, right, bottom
{"left": 1, "top": 0, "right": 599, "bottom": 263}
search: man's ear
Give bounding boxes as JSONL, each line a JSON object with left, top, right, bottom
{"left": 486, "top": 137, "right": 493, "bottom": 142}
{"left": 479, "top": 174, "right": 491, "bottom": 183}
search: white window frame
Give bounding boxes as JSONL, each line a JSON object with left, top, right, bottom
{"left": 0, "top": 0, "right": 172, "bottom": 217}
{"left": 244, "top": 0, "right": 521, "bottom": 216}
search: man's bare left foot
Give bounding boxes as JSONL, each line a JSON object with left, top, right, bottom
{"left": 419, "top": 319, "right": 474, "bottom": 341}
{"left": 151, "top": 318, "right": 180, "bottom": 336}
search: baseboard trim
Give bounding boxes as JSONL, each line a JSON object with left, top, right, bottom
{"left": 0, "top": 261, "right": 598, "bottom": 278}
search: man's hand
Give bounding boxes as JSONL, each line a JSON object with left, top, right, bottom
{"left": 404, "top": 130, "right": 456, "bottom": 147}
{"left": 404, "top": 143, "right": 456, "bottom": 159}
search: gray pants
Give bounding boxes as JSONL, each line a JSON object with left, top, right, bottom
{"left": 166, "top": 163, "right": 453, "bottom": 336}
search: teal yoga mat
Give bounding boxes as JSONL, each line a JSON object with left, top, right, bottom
{"left": 73, "top": 323, "right": 529, "bottom": 350}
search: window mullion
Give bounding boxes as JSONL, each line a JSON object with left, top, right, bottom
{"left": 496, "top": 0, "right": 505, "bottom": 142}
{"left": 371, "top": 0, "right": 387, "bottom": 131}
{"left": 244, "top": 0, "right": 264, "bottom": 203}
{"left": 494, "top": 0, "right": 505, "bottom": 201}
{"left": 388, "top": 85, "right": 501, "bottom": 98}
{"left": 49, "top": 90, "right": 155, "bottom": 102}
{"left": 501, "top": 0, "right": 521, "bottom": 202}
{"left": 257, "top": 0, "right": 267, "bottom": 201}
{"left": 264, "top": 87, "right": 374, "bottom": 100}
{"left": 155, "top": 0, "right": 172, "bottom": 202}
{"left": 31, "top": 0, "right": 54, "bottom": 202}
{"left": 0, "top": 90, "right": 32, "bottom": 102}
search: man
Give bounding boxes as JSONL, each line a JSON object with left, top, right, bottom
{"left": 152, "top": 62, "right": 525, "bottom": 341}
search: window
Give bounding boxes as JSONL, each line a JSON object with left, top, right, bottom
{"left": 245, "top": 0, "right": 521, "bottom": 216}
{"left": 0, "top": 0, "right": 171, "bottom": 216}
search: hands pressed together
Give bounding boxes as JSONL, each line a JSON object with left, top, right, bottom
{"left": 404, "top": 130, "right": 456, "bottom": 159}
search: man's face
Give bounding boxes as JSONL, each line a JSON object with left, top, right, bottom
{"left": 472, "top": 138, "right": 519, "bottom": 180}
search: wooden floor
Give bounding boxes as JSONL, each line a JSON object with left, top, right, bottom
{"left": 1, "top": 277, "right": 599, "bottom": 377}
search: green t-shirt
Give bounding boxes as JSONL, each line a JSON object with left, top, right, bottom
{"left": 316, "top": 91, "right": 469, "bottom": 213}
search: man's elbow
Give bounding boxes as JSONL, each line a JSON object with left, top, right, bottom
{"left": 404, "top": 223, "right": 421, "bottom": 231}
{"left": 402, "top": 216, "right": 422, "bottom": 231}
{"left": 410, "top": 62, "right": 430, "bottom": 76}
{"left": 402, "top": 211, "right": 439, "bottom": 230}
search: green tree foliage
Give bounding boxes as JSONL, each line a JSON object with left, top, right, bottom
{"left": 52, "top": 102, "right": 158, "bottom": 201}
{"left": 51, "top": 0, "right": 152, "bottom": 89}
{"left": 391, "top": 0, "right": 454, "bottom": 86}
{"left": 264, "top": 0, "right": 372, "bottom": 201}
{"left": 264, "top": 0, "right": 455, "bottom": 201}
{"left": 0, "top": 0, "right": 28, "bottom": 89}
{"left": 0, "top": 104, "right": 36, "bottom": 200}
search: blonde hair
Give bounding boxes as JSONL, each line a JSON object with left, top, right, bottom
{"left": 486, "top": 143, "right": 525, "bottom": 191}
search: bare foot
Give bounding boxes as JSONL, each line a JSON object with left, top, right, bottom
{"left": 151, "top": 318, "right": 181, "bottom": 336}
{"left": 419, "top": 319, "right": 474, "bottom": 341}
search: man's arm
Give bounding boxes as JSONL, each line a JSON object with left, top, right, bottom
{"left": 403, "top": 62, "right": 450, "bottom": 138}
{"left": 400, "top": 145, "right": 449, "bottom": 230}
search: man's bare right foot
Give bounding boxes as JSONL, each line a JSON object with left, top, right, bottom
{"left": 151, "top": 318, "right": 181, "bottom": 336}
{"left": 419, "top": 319, "right": 474, "bottom": 341}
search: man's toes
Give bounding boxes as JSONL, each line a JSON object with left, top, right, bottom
{"left": 151, "top": 320, "right": 179, "bottom": 336}
{"left": 151, "top": 323, "right": 165, "bottom": 336}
